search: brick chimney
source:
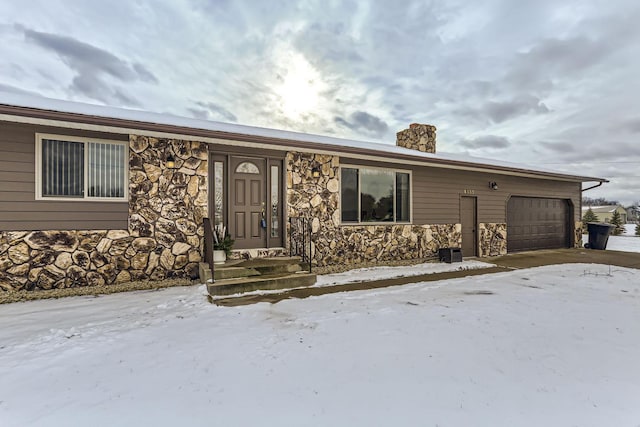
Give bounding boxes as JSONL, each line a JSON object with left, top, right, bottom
{"left": 396, "top": 123, "right": 436, "bottom": 153}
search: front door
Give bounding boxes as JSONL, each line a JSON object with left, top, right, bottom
{"left": 461, "top": 196, "right": 478, "bottom": 257}
{"left": 230, "top": 157, "right": 267, "bottom": 249}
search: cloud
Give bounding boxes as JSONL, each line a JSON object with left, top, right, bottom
{"left": 188, "top": 101, "right": 238, "bottom": 122}
{"left": 0, "top": 83, "right": 40, "bottom": 96}
{"left": 334, "top": 111, "right": 388, "bottom": 138}
{"left": 132, "top": 63, "right": 159, "bottom": 84}
{"left": 540, "top": 141, "right": 575, "bottom": 153}
{"left": 21, "top": 27, "right": 157, "bottom": 105}
{"left": 484, "top": 95, "right": 549, "bottom": 123}
{"left": 550, "top": 141, "right": 640, "bottom": 163}
{"left": 504, "top": 36, "right": 611, "bottom": 93}
{"left": 620, "top": 118, "right": 640, "bottom": 133}
{"left": 460, "top": 135, "right": 511, "bottom": 149}
{"left": 455, "top": 95, "right": 550, "bottom": 124}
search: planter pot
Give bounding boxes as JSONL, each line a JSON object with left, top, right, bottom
{"left": 213, "top": 250, "right": 226, "bottom": 265}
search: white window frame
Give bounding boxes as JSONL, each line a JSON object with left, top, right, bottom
{"left": 339, "top": 164, "right": 413, "bottom": 225}
{"left": 35, "top": 133, "right": 129, "bottom": 202}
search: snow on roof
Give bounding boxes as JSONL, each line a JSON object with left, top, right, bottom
{"left": 0, "top": 91, "right": 605, "bottom": 181}
{"left": 582, "top": 205, "right": 623, "bottom": 213}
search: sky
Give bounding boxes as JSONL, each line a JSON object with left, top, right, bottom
{"left": 1, "top": 0, "right": 639, "bottom": 205}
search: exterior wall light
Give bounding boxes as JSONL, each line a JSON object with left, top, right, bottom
{"left": 166, "top": 153, "right": 176, "bottom": 169}
{"left": 489, "top": 181, "right": 498, "bottom": 190}
{"left": 312, "top": 167, "right": 321, "bottom": 178}
{"left": 165, "top": 144, "right": 176, "bottom": 169}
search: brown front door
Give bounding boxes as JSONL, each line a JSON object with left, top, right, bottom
{"left": 461, "top": 196, "right": 478, "bottom": 257}
{"left": 230, "top": 157, "right": 267, "bottom": 249}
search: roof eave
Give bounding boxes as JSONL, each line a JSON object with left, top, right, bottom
{"left": 0, "top": 103, "right": 609, "bottom": 183}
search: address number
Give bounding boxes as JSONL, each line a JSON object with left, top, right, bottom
{"left": 463, "top": 189, "right": 475, "bottom": 195}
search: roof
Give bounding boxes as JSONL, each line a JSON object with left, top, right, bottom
{"left": 0, "top": 91, "right": 608, "bottom": 183}
{"left": 581, "top": 205, "right": 624, "bottom": 213}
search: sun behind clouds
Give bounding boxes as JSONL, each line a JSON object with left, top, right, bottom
{"left": 274, "top": 50, "right": 326, "bottom": 120}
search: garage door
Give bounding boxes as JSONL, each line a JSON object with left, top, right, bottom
{"left": 507, "top": 197, "right": 569, "bottom": 252}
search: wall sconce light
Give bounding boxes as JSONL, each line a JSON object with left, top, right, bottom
{"left": 489, "top": 181, "right": 498, "bottom": 191}
{"left": 166, "top": 154, "right": 176, "bottom": 169}
{"left": 165, "top": 145, "right": 176, "bottom": 169}
{"left": 311, "top": 167, "right": 321, "bottom": 178}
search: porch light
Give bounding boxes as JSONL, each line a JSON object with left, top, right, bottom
{"left": 312, "top": 167, "right": 321, "bottom": 178}
{"left": 165, "top": 143, "right": 176, "bottom": 169}
{"left": 166, "top": 154, "right": 176, "bottom": 169}
{"left": 489, "top": 181, "right": 498, "bottom": 191}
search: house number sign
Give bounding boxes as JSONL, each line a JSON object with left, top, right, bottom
{"left": 463, "top": 189, "right": 475, "bottom": 195}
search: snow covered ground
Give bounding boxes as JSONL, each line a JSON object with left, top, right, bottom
{"left": 1, "top": 263, "right": 640, "bottom": 426}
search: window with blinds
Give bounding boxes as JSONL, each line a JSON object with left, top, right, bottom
{"left": 87, "top": 142, "right": 126, "bottom": 198}
{"left": 42, "top": 139, "right": 85, "bottom": 198}
{"left": 37, "top": 135, "right": 127, "bottom": 201}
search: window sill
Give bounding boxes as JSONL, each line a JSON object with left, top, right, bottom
{"left": 36, "top": 196, "right": 128, "bottom": 203}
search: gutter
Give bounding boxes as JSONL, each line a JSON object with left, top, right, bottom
{"left": 582, "top": 181, "right": 608, "bottom": 192}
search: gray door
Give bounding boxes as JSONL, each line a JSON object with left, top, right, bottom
{"left": 507, "top": 197, "right": 569, "bottom": 252}
{"left": 460, "top": 196, "right": 477, "bottom": 257}
{"left": 230, "top": 157, "right": 266, "bottom": 249}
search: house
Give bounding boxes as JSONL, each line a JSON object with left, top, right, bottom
{"left": 625, "top": 206, "right": 638, "bottom": 223}
{"left": 0, "top": 93, "right": 608, "bottom": 292}
{"left": 582, "top": 205, "right": 627, "bottom": 224}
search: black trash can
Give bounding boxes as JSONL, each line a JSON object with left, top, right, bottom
{"left": 439, "top": 247, "right": 463, "bottom": 263}
{"left": 585, "top": 222, "right": 615, "bottom": 250}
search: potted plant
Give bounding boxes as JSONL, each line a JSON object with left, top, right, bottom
{"left": 213, "top": 224, "right": 234, "bottom": 264}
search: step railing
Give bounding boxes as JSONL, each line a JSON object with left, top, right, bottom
{"left": 289, "top": 216, "right": 312, "bottom": 273}
{"left": 203, "top": 217, "right": 215, "bottom": 283}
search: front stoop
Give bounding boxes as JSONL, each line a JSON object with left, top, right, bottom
{"left": 204, "top": 257, "right": 316, "bottom": 299}
{"left": 207, "top": 272, "right": 317, "bottom": 297}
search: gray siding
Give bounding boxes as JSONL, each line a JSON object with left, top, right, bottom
{"left": 341, "top": 157, "right": 581, "bottom": 224}
{"left": 0, "top": 121, "right": 129, "bottom": 231}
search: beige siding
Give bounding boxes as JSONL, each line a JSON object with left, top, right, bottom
{"left": 0, "top": 121, "right": 129, "bottom": 231}
{"left": 341, "top": 157, "right": 582, "bottom": 224}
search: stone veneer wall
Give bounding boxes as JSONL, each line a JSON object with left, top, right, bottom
{"left": 574, "top": 221, "right": 584, "bottom": 248}
{"left": 396, "top": 123, "right": 437, "bottom": 153}
{"left": 0, "top": 136, "right": 207, "bottom": 292}
{"left": 478, "top": 223, "right": 507, "bottom": 257}
{"left": 286, "top": 151, "right": 461, "bottom": 266}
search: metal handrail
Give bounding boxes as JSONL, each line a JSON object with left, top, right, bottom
{"left": 289, "top": 216, "right": 312, "bottom": 273}
{"left": 203, "top": 217, "right": 215, "bottom": 283}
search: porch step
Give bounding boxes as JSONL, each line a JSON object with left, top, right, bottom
{"left": 199, "top": 257, "right": 308, "bottom": 283}
{"left": 222, "top": 257, "right": 308, "bottom": 280}
{"left": 207, "top": 272, "right": 317, "bottom": 297}
{"left": 235, "top": 257, "right": 309, "bottom": 275}
{"left": 214, "top": 266, "right": 261, "bottom": 281}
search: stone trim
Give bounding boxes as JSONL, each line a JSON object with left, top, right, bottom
{"left": 479, "top": 223, "right": 507, "bottom": 257}
{"left": 322, "top": 224, "right": 461, "bottom": 266}
{"left": 575, "top": 221, "right": 584, "bottom": 248}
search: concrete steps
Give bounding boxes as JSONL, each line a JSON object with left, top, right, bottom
{"left": 203, "top": 257, "right": 316, "bottom": 299}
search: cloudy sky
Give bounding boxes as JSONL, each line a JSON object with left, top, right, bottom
{"left": 1, "top": 0, "right": 639, "bottom": 205}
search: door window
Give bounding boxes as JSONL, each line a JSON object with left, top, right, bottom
{"left": 235, "top": 161, "right": 260, "bottom": 174}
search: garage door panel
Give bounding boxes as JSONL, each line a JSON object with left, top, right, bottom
{"left": 507, "top": 197, "right": 569, "bottom": 252}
